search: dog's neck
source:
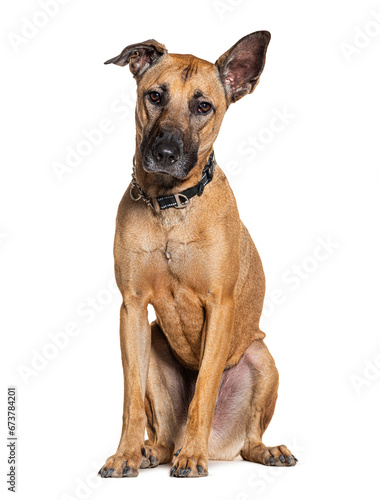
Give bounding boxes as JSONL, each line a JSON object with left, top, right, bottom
{"left": 133, "top": 147, "right": 214, "bottom": 200}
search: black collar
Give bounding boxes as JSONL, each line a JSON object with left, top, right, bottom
{"left": 130, "top": 152, "right": 216, "bottom": 210}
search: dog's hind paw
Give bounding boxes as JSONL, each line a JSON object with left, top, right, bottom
{"left": 140, "top": 442, "right": 173, "bottom": 468}
{"left": 241, "top": 443, "right": 298, "bottom": 467}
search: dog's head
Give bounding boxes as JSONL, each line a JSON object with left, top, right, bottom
{"left": 105, "top": 32, "right": 270, "bottom": 181}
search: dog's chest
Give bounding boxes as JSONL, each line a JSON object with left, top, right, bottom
{"left": 145, "top": 233, "right": 211, "bottom": 367}
{"left": 152, "top": 234, "right": 208, "bottom": 289}
{"left": 148, "top": 214, "right": 207, "bottom": 276}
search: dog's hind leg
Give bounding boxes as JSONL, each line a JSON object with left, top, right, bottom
{"left": 208, "top": 339, "right": 297, "bottom": 467}
{"left": 142, "top": 321, "right": 196, "bottom": 469}
{"left": 239, "top": 340, "right": 297, "bottom": 466}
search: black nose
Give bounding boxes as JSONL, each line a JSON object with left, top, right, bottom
{"left": 153, "top": 144, "right": 179, "bottom": 166}
{"left": 152, "top": 133, "right": 182, "bottom": 168}
{"left": 152, "top": 143, "right": 180, "bottom": 166}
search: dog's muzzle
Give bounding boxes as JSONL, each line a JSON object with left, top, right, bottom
{"left": 142, "top": 130, "right": 196, "bottom": 179}
{"left": 152, "top": 133, "right": 182, "bottom": 169}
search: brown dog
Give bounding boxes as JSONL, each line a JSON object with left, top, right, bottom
{"left": 99, "top": 31, "right": 297, "bottom": 479}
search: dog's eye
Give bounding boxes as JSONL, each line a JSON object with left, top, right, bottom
{"left": 197, "top": 102, "right": 212, "bottom": 114}
{"left": 149, "top": 91, "right": 161, "bottom": 104}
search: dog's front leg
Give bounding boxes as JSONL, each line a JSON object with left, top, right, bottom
{"left": 170, "top": 293, "right": 235, "bottom": 478}
{"left": 100, "top": 298, "right": 150, "bottom": 478}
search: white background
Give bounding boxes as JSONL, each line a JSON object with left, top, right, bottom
{"left": 1, "top": 0, "right": 380, "bottom": 499}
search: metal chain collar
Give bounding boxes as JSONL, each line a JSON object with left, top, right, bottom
{"left": 130, "top": 156, "right": 154, "bottom": 209}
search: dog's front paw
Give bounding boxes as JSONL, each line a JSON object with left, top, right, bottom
{"left": 99, "top": 448, "right": 144, "bottom": 478}
{"left": 170, "top": 447, "right": 208, "bottom": 478}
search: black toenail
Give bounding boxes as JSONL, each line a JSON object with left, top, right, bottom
{"left": 170, "top": 466, "right": 176, "bottom": 477}
{"left": 197, "top": 465, "right": 203, "bottom": 474}
{"left": 279, "top": 455, "right": 285, "bottom": 462}
{"left": 150, "top": 455, "right": 154, "bottom": 464}
{"left": 98, "top": 468, "right": 102, "bottom": 475}
{"left": 286, "top": 455, "right": 292, "bottom": 463}
{"left": 175, "top": 448, "right": 181, "bottom": 457}
{"left": 269, "top": 457, "right": 275, "bottom": 465}
{"left": 293, "top": 455, "right": 298, "bottom": 462}
{"left": 106, "top": 468, "right": 113, "bottom": 477}
{"left": 101, "top": 468, "right": 107, "bottom": 477}
{"left": 142, "top": 448, "right": 147, "bottom": 457}
{"left": 183, "top": 468, "right": 190, "bottom": 476}
{"left": 123, "top": 466, "right": 130, "bottom": 476}
{"left": 178, "top": 467, "right": 184, "bottom": 476}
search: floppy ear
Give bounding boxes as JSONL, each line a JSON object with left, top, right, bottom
{"left": 104, "top": 39, "right": 167, "bottom": 79}
{"left": 215, "top": 31, "right": 271, "bottom": 103}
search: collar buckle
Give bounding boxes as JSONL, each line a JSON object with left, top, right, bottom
{"left": 174, "top": 193, "right": 189, "bottom": 209}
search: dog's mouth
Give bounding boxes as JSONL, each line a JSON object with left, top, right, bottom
{"left": 142, "top": 153, "right": 198, "bottom": 180}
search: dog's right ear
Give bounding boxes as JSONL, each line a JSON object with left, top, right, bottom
{"left": 104, "top": 39, "right": 167, "bottom": 79}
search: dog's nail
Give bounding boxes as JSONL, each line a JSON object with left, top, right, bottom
{"left": 142, "top": 448, "right": 147, "bottom": 457}
{"left": 279, "top": 455, "right": 285, "bottom": 463}
{"left": 178, "top": 467, "right": 184, "bottom": 476}
{"left": 293, "top": 455, "right": 298, "bottom": 462}
{"left": 123, "top": 466, "right": 130, "bottom": 476}
{"left": 170, "top": 466, "right": 176, "bottom": 477}
{"left": 101, "top": 468, "right": 107, "bottom": 478}
{"left": 183, "top": 468, "right": 190, "bottom": 476}
{"left": 197, "top": 465, "right": 203, "bottom": 475}
{"left": 269, "top": 457, "right": 275, "bottom": 465}
{"left": 285, "top": 455, "right": 292, "bottom": 464}
{"left": 175, "top": 448, "right": 181, "bottom": 457}
{"left": 150, "top": 455, "right": 155, "bottom": 464}
{"left": 106, "top": 468, "right": 114, "bottom": 477}
{"left": 98, "top": 468, "right": 102, "bottom": 475}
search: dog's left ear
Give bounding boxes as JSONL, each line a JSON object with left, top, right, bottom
{"left": 104, "top": 39, "right": 167, "bottom": 79}
{"left": 215, "top": 31, "right": 271, "bottom": 103}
